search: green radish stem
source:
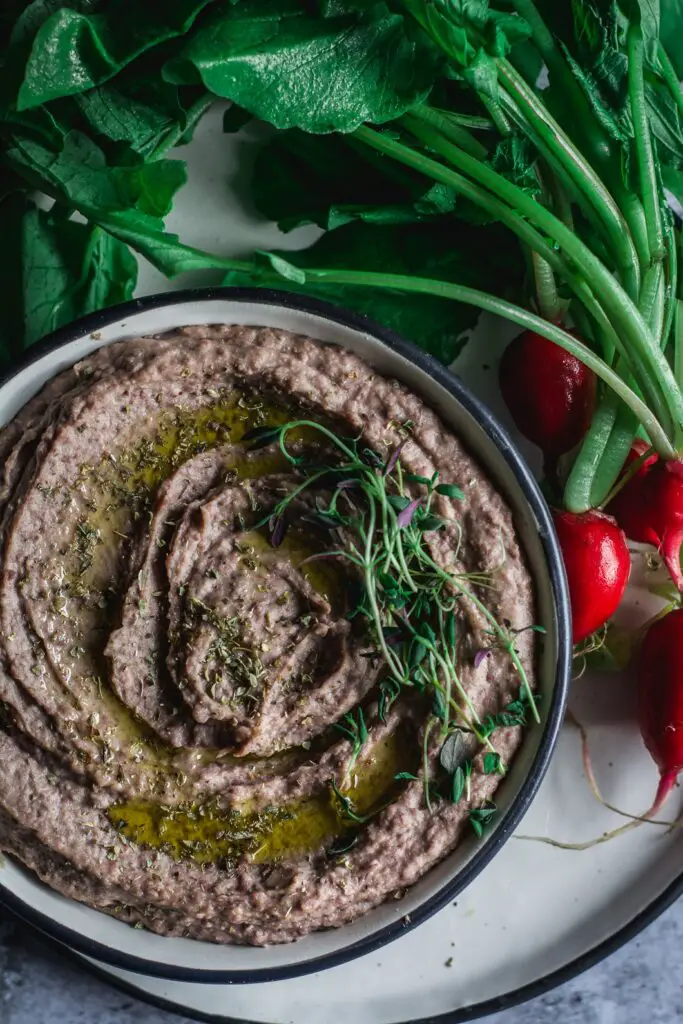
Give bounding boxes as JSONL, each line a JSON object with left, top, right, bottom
{"left": 570, "top": 243, "right": 670, "bottom": 511}
{"left": 564, "top": 394, "right": 621, "bottom": 513}
{"left": 389, "top": 115, "right": 680, "bottom": 432}
{"left": 661, "top": 212, "right": 678, "bottom": 351}
{"left": 547, "top": 170, "right": 575, "bottom": 231}
{"left": 601, "top": 443, "right": 657, "bottom": 508}
{"left": 618, "top": 190, "right": 651, "bottom": 272}
{"left": 415, "top": 105, "right": 488, "bottom": 159}
{"left": 354, "top": 123, "right": 578, "bottom": 295}
{"left": 494, "top": 86, "right": 641, "bottom": 304}
{"left": 576, "top": 255, "right": 670, "bottom": 512}
{"left": 494, "top": 59, "right": 641, "bottom": 297}
{"left": 509, "top": 0, "right": 651, "bottom": 277}
{"left": 531, "top": 252, "right": 562, "bottom": 323}
{"left": 267, "top": 261, "right": 676, "bottom": 458}
{"left": 676, "top": 301, "right": 683, "bottom": 391}
{"left": 640, "top": 263, "right": 666, "bottom": 340}
{"left": 628, "top": 24, "right": 666, "bottom": 266}
{"left": 590, "top": 406, "right": 641, "bottom": 509}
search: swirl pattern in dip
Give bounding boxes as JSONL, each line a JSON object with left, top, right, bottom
{"left": 0, "top": 326, "right": 537, "bottom": 945}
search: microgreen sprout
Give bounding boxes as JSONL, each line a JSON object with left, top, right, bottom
{"left": 253, "top": 418, "right": 540, "bottom": 807}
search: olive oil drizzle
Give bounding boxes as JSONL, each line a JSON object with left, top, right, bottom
{"left": 31, "top": 387, "right": 409, "bottom": 860}
{"left": 109, "top": 733, "right": 406, "bottom": 865}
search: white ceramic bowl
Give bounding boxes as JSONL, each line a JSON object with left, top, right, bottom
{"left": 0, "top": 289, "right": 571, "bottom": 982}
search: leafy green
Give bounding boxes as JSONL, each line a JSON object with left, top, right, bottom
{"left": 434, "top": 482, "right": 465, "bottom": 499}
{"left": 251, "top": 128, "right": 456, "bottom": 232}
{"left": 482, "top": 751, "right": 502, "bottom": 774}
{"left": 81, "top": 210, "right": 233, "bottom": 277}
{"left": 660, "top": 0, "right": 683, "bottom": 78}
{"left": 451, "top": 763, "right": 467, "bottom": 803}
{"left": 469, "top": 801, "right": 496, "bottom": 837}
{"left": 0, "top": 0, "right": 681, "bottom": 559}
{"left": 0, "top": 124, "right": 217, "bottom": 279}
{"left": 646, "top": 69, "right": 683, "bottom": 164}
{"left": 225, "top": 219, "right": 523, "bottom": 361}
{"left": 165, "top": 0, "right": 442, "bottom": 133}
{"left": 0, "top": 192, "right": 137, "bottom": 363}
{"left": 10, "top": 0, "right": 214, "bottom": 110}
{"left": 4, "top": 129, "right": 187, "bottom": 217}
{"left": 73, "top": 73, "right": 211, "bottom": 159}
{"left": 439, "top": 729, "right": 468, "bottom": 775}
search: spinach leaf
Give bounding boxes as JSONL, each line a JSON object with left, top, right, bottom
{"left": 11, "top": 0, "right": 214, "bottom": 111}
{"left": 630, "top": 0, "right": 660, "bottom": 62}
{"left": 165, "top": 0, "right": 442, "bottom": 133}
{"left": 224, "top": 219, "right": 523, "bottom": 362}
{"left": 646, "top": 69, "right": 683, "bottom": 164}
{"left": 0, "top": 192, "right": 137, "bottom": 363}
{"left": 252, "top": 128, "right": 456, "bottom": 232}
{"left": 4, "top": 130, "right": 187, "bottom": 217}
{"left": 73, "top": 72, "right": 211, "bottom": 159}
{"left": 660, "top": 0, "right": 683, "bottom": 78}
{"left": 83, "top": 209, "right": 233, "bottom": 276}
{"left": 1, "top": 125, "right": 212, "bottom": 277}
{"left": 541, "top": 1, "right": 680, "bottom": 186}
{"left": 399, "top": 0, "right": 531, "bottom": 102}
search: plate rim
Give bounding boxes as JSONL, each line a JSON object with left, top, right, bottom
{"left": 35, "top": 868, "right": 683, "bottom": 1024}
{"left": 0, "top": 286, "right": 571, "bottom": 984}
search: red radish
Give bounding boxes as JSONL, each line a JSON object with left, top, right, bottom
{"left": 500, "top": 330, "right": 596, "bottom": 459}
{"left": 607, "top": 442, "right": 683, "bottom": 591}
{"left": 519, "top": 608, "right": 683, "bottom": 850}
{"left": 552, "top": 509, "right": 630, "bottom": 644}
{"left": 637, "top": 608, "right": 683, "bottom": 816}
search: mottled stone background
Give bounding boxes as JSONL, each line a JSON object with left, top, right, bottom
{"left": 1, "top": 905, "right": 682, "bottom": 1023}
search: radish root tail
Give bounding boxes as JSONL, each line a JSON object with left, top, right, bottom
{"left": 516, "top": 713, "right": 679, "bottom": 850}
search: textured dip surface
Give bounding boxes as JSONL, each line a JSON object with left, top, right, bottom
{"left": 0, "top": 325, "right": 537, "bottom": 945}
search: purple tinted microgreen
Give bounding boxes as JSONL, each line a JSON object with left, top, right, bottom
{"left": 383, "top": 439, "right": 406, "bottom": 477}
{"left": 474, "top": 649, "right": 491, "bottom": 669}
{"left": 246, "top": 413, "right": 540, "bottom": 811}
{"left": 269, "top": 513, "right": 287, "bottom": 547}
{"left": 397, "top": 498, "right": 421, "bottom": 527}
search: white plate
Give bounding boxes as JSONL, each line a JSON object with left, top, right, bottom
{"left": 63, "top": 620, "right": 683, "bottom": 1023}
{"left": 5, "top": 103, "right": 682, "bottom": 1021}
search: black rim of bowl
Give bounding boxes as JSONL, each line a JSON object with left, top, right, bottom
{"left": 0, "top": 287, "right": 572, "bottom": 984}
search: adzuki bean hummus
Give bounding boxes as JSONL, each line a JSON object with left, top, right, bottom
{"left": 0, "top": 326, "right": 537, "bottom": 945}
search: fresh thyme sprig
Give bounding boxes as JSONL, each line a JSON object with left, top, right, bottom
{"left": 334, "top": 707, "right": 368, "bottom": 773}
{"left": 248, "top": 419, "right": 540, "bottom": 806}
{"left": 330, "top": 781, "right": 373, "bottom": 824}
